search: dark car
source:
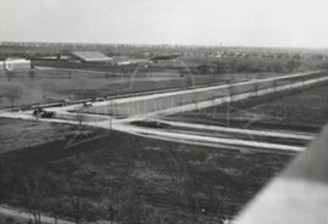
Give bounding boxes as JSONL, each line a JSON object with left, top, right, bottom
{"left": 32, "top": 107, "right": 56, "bottom": 118}
{"left": 40, "top": 111, "right": 56, "bottom": 118}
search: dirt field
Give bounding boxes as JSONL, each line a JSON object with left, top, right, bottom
{"left": 167, "top": 83, "right": 328, "bottom": 133}
{"left": 0, "top": 118, "right": 294, "bottom": 224}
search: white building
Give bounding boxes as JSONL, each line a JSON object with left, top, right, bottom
{"left": 3, "top": 58, "right": 31, "bottom": 72}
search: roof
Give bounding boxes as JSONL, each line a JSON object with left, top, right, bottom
{"left": 110, "top": 56, "right": 149, "bottom": 66}
{"left": 71, "top": 51, "right": 113, "bottom": 62}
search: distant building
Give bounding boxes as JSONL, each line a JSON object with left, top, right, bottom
{"left": 110, "top": 56, "right": 149, "bottom": 66}
{"left": 0, "top": 58, "right": 31, "bottom": 72}
{"left": 115, "top": 59, "right": 149, "bottom": 66}
{"left": 71, "top": 51, "right": 113, "bottom": 63}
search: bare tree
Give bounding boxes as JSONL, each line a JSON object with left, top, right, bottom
{"left": 17, "top": 171, "right": 47, "bottom": 224}
{"left": 0, "top": 162, "right": 3, "bottom": 203}
{"left": 67, "top": 71, "right": 72, "bottom": 79}
{"left": 66, "top": 180, "right": 86, "bottom": 224}
{"left": 28, "top": 69, "right": 35, "bottom": 79}
{"left": 5, "top": 70, "right": 14, "bottom": 81}
{"left": 75, "top": 112, "right": 90, "bottom": 140}
{"left": 117, "top": 184, "right": 145, "bottom": 224}
{"left": 101, "top": 188, "right": 117, "bottom": 224}
{"left": 47, "top": 197, "right": 63, "bottom": 224}
{"left": 2, "top": 84, "right": 23, "bottom": 108}
{"left": 286, "top": 60, "right": 301, "bottom": 73}
{"left": 45, "top": 174, "right": 65, "bottom": 224}
{"left": 76, "top": 112, "right": 85, "bottom": 129}
{"left": 64, "top": 172, "right": 95, "bottom": 224}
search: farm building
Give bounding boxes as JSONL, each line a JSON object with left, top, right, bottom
{"left": 71, "top": 51, "right": 113, "bottom": 63}
{"left": 1, "top": 58, "right": 31, "bottom": 72}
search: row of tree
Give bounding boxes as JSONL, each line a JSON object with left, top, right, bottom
{"left": 3, "top": 168, "right": 148, "bottom": 224}
{"left": 194, "top": 59, "right": 303, "bottom": 74}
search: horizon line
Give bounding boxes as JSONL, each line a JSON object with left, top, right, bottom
{"left": 1, "top": 40, "right": 328, "bottom": 51}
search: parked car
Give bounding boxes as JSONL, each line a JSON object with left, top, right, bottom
{"left": 32, "top": 107, "right": 56, "bottom": 118}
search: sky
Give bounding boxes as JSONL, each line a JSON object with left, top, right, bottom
{"left": 0, "top": 0, "right": 328, "bottom": 48}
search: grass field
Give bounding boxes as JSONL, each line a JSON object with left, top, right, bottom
{"left": 0, "top": 118, "right": 106, "bottom": 154}
{"left": 0, "top": 118, "right": 294, "bottom": 224}
{"left": 167, "top": 83, "right": 328, "bottom": 133}
{"left": 0, "top": 69, "right": 186, "bottom": 109}
{"left": 0, "top": 213, "right": 29, "bottom": 224}
{"left": 0, "top": 67, "right": 280, "bottom": 109}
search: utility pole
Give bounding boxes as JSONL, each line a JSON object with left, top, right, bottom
{"left": 227, "top": 75, "right": 232, "bottom": 127}
{"left": 0, "top": 161, "right": 2, "bottom": 203}
{"left": 227, "top": 95, "right": 231, "bottom": 127}
{"left": 109, "top": 99, "right": 113, "bottom": 135}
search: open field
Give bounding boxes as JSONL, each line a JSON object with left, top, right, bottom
{"left": 0, "top": 118, "right": 294, "bottom": 224}
{"left": 166, "top": 83, "right": 328, "bottom": 133}
{"left": 0, "top": 118, "right": 71, "bottom": 154}
{"left": 0, "top": 67, "right": 277, "bottom": 109}
{"left": 0, "top": 118, "right": 105, "bottom": 154}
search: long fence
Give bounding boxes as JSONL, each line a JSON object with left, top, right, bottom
{"left": 90, "top": 70, "right": 328, "bottom": 117}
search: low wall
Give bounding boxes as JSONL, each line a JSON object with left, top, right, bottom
{"left": 93, "top": 71, "right": 327, "bottom": 116}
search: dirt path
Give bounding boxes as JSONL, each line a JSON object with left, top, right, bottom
{"left": 154, "top": 120, "right": 315, "bottom": 140}
{"left": 111, "top": 124, "right": 305, "bottom": 152}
